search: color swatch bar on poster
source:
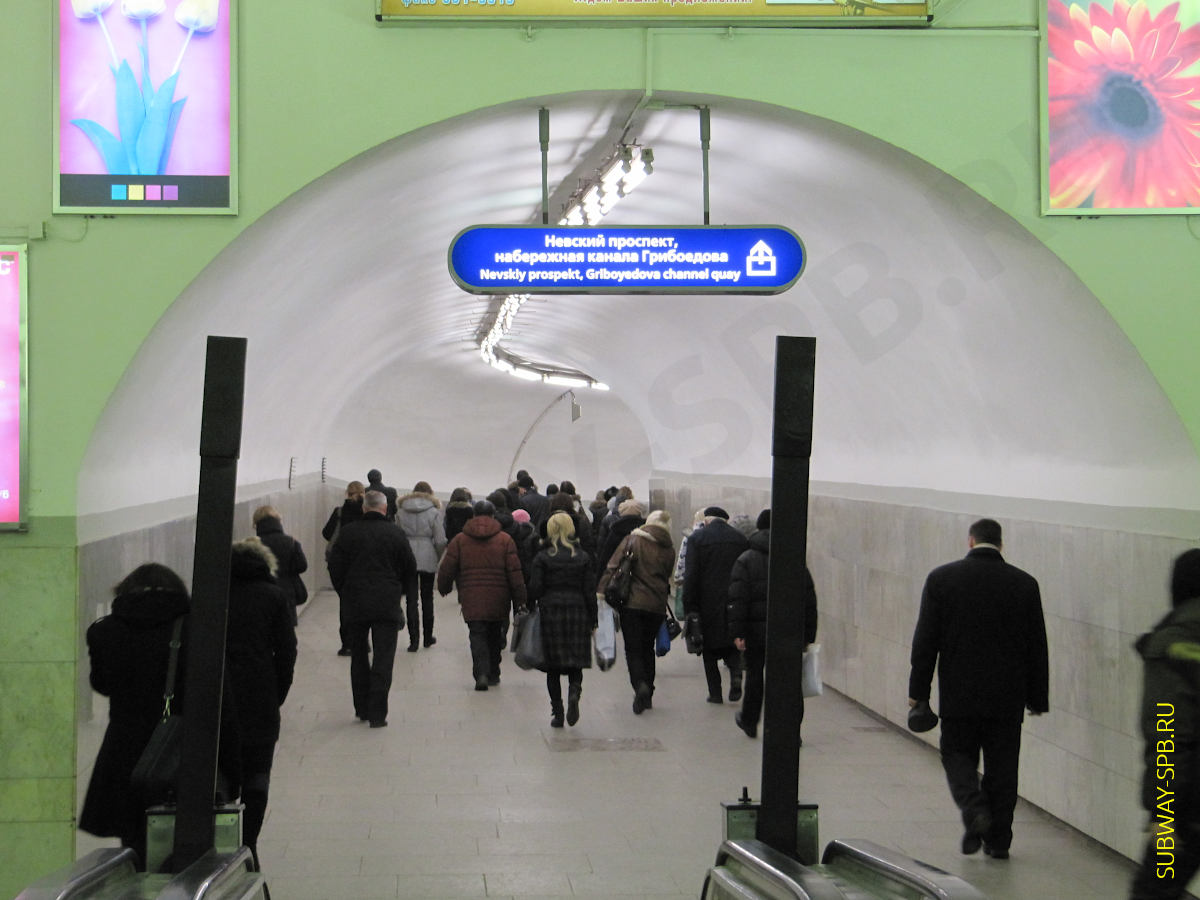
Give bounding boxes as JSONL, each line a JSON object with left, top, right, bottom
{"left": 110, "top": 184, "right": 179, "bottom": 201}
{"left": 0, "top": 245, "right": 26, "bottom": 529}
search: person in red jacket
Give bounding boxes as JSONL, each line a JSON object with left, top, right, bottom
{"left": 437, "top": 500, "right": 527, "bottom": 691}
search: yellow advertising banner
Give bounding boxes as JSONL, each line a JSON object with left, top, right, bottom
{"left": 378, "top": 0, "right": 931, "bottom": 24}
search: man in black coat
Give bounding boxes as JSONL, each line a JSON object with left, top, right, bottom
{"left": 328, "top": 490, "right": 417, "bottom": 727}
{"left": 729, "top": 509, "right": 818, "bottom": 740}
{"left": 682, "top": 506, "right": 750, "bottom": 704}
{"left": 366, "top": 468, "right": 399, "bottom": 521}
{"left": 516, "top": 471, "right": 550, "bottom": 528}
{"left": 908, "top": 518, "right": 1049, "bottom": 860}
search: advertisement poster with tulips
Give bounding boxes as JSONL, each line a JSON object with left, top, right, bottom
{"left": 55, "top": 0, "right": 235, "bottom": 214}
{"left": 0, "top": 246, "right": 26, "bottom": 530}
{"left": 1044, "top": 0, "right": 1200, "bottom": 212}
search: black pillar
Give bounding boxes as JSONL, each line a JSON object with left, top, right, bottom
{"left": 758, "top": 336, "right": 815, "bottom": 856}
{"left": 172, "top": 336, "right": 246, "bottom": 870}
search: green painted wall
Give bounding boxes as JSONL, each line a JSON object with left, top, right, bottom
{"left": 3, "top": 0, "right": 1198, "bottom": 892}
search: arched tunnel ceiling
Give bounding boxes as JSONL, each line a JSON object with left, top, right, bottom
{"left": 79, "top": 90, "right": 1200, "bottom": 519}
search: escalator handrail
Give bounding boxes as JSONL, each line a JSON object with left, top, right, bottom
{"left": 820, "top": 838, "right": 988, "bottom": 899}
{"left": 708, "top": 839, "right": 848, "bottom": 900}
{"left": 157, "top": 847, "right": 262, "bottom": 900}
{"left": 14, "top": 848, "right": 139, "bottom": 899}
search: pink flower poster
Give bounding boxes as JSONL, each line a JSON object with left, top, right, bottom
{"left": 56, "top": 0, "right": 235, "bottom": 213}
{"left": 0, "top": 248, "right": 23, "bottom": 528}
{"left": 1045, "top": 0, "right": 1200, "bottom": 211}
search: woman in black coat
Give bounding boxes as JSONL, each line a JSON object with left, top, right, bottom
{"left": 224, "top": 537, "right": 298, "bottom": 866}
{"left": 527, "top": 512, "right": 596, "bottom": 728}
{"left": 253, "top": 506, "right": 309, "bottom": 626}
{"left": 79, "top": 563, "right": 193, "bottom": 866}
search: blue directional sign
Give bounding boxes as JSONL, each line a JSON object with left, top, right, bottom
{"left": 449, "top": 225, "right": 805, "bottom": 295}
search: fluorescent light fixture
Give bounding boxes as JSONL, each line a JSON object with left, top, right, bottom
{"left": 476, "top": 142, "right": 653, "bottom": 391}
{"left": 545, "top": 374, "right": 589, "bottom": 388}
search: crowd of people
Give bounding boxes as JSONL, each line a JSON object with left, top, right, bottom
{"left": 99, "top": 466, "right": 1183, "bottom": 880}
{"left": 77, "top": 469, "right": 826, "bottom": 876}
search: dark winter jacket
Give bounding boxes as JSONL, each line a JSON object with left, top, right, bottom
{"left": 727, "top": 529, "right": 817, "bottom": 648}
{"left": 328, "top": 511, "right": 417, "bottom": 625}
{"left": 224, "top": 540, "right": 297, "bottom": 746}
{"left": 1136, "top": 596, "right": 1200, "bottom": 812}
{"left": 253, "top": 515, "right": 308, "bottom": 621}
{"left": 518, "top": 488, "right": 551, "bottom": 528}
{"left": 681, "top": 517, "right": 749, "bottom": 650}
{"left": 444, "top": 500, "right": 473, "bottom": 542}
{"left": 397, "top": 492, "right": 447, "bottom": 572}
{"left": 79, "top": 586, "right": 192, "bottom": 842}
{"left": 908, "top": 546, "right": 1049, "bottom": 720}
{"left": 598, "top": 523, "right": 676, "bottom": 615}
{"left": 323, "top": 497, "right": 364, "bottom": 563}
{"left": 437, "top": 514, "right": 527, "bottom": 621}
{"left": 595, "top": 513, "right": 645, "bottom": 578}
{"left": 366, "top": 478, "right": 399, "bottom": 521}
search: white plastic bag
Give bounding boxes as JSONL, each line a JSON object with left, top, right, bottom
{"left": 801, "top": 643, "right": 822, "bottom": 698}
{"left": 594, "top": 600, "right": 616, "bottom": 671}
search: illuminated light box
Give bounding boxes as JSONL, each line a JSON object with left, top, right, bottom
{"left": 449, "top": 225, "right": 806, "bottom": 294}
{"left": 55, "top": 0, "right": 237, "bottom": 215}
{"left": 0, "top": 246, "right": 27, "bottom": 531}
{"left": 378, "top": 0, "right": 932, "bottom": 25}
{"left": 1041, "top": 0, "right": 1200, "bottom": 214}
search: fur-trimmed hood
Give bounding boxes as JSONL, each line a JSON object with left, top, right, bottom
{"left": 231, "top": 536, "right": 278, "bottom": 581}
{"left": 399, "top": 491, "right": 440, "bottom": 512}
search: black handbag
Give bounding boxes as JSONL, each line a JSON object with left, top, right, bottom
{"left": 603, "top": 539, "right": 636, "bottom": 611}
{"left": 683, "top": 611, "right": 703, "bottom": 655}
{"left": 130, "top": 616, "right": 185, "bottom": 803}
{"left": 513, "top": 606, "right": 545, "bottom": 671}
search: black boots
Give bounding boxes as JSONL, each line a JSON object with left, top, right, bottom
{"left": 550, "top": 699, "right": 564, "bottom": 728}
{"left": 566, "top": 684, "right": 581, "bottom": 727}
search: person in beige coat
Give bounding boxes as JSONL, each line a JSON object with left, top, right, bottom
{"left": 598, "top": 509, "right": 676, "bottom": 714}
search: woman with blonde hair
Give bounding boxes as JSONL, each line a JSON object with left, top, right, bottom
{"left": 527, "top": 512, "right": 597, "bottom": 727}
{"left": 599, "top": 508, "right": 676, "bottom": 715}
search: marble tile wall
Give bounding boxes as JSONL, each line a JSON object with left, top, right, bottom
{"left": 654, "top": 472, "right": 1200, "bottom": 862}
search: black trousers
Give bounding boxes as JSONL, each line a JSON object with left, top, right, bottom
{"left": 546, "top": 669, "right": 583, "bottom": 710}
{"left": 702, "top": 645, "right": 742, "bottom": 699}
{"left": 407, "top": 571, "right": 436, "bottom": 645}
{"left": 939, "top": 716, "right": 1022, "bottom": 850}
{"left": 620, "top": 607, "right": 664, "bottom": 695}
{"left": 739, "top": 642, "right": 770, "bottom": 729}
{"left": 240, "top": 741, "right": 276, "bottom": 854}
{"left": 346, "top": 620, "right": 399, "bottom": 723}
{"left": 1130, "top": 817, "right": 1200, "bottom": 899}
{"left": 466, "top": 619, "right": 505, "bottom": 682}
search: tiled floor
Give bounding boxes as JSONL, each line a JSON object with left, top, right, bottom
{"left": 79, "top": 589, "right": 1141, "bottom": 898}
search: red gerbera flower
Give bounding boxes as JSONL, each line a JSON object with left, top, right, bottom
{"left": 1047, "top": 0, "right": 1200, "bottom": 208}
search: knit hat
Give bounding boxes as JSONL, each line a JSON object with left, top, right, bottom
{"left": 703, "top": 506, "right": 729, "bottom": 520}
{"left": 511, "top": 509, "right": 530, "bottom": 524}
{"left": 646, "top": 509, "right": 671, "bottom": 530}
{"left": 756, "top": 509, "right": 771, "bottom": 530}
{"left": 618, "top": 499, "right": 646, "bottom": 517}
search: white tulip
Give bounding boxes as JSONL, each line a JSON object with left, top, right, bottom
{"left": 174, "top": 0, "right": 219, "bottom": 32}
{"left": 122, "top": 0, "right": 165, "bottom": 19}
{"left": 70, "top": 0, "right": 115, "bottom": 18}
